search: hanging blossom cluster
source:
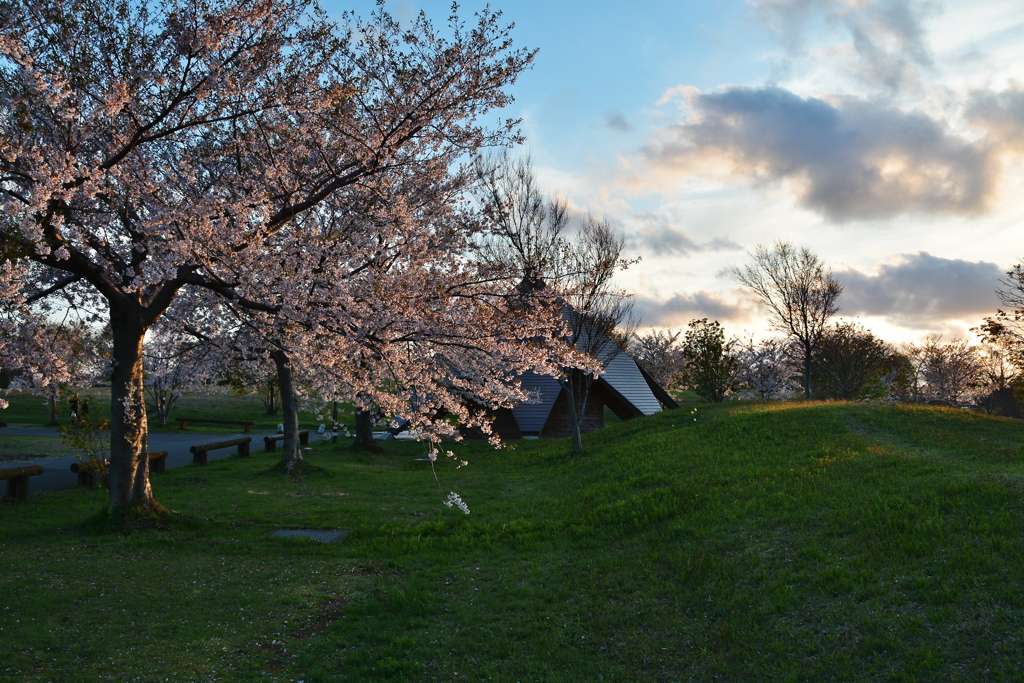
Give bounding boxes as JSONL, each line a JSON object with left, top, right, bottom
{"left": 444, "top": 492, "right": 470, "bottom": 515}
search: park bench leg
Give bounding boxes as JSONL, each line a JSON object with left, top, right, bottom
{"left": 265, "top": 439, "right": 275, "bottom": 453}
{"left": 238, "top": 442, "right": 250, "bottom": 458}
{"left": 6, "top": 475, "right": 30, "bottom": 502}
{"left": 193, "top": 450, "right": 208, "bottom": 466}
{"left": 152, "top": 456, "right": 166, "bottom": 474}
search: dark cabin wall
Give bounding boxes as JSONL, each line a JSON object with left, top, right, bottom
{"left": 466, "top": 383, "right": 611, "bottom": 441}
{"left": 462, "top": 407, "right": 522, "bottom": 441}
{"left": 541, "top": 384, "right": 606, "bottom": 438}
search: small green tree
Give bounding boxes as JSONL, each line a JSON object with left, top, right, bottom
{"left": 680, "top": 319, "right": 738, "bottom": 403}
{"left": 812, "top": 321, "right": 893, "bottom": 400}
{"left": 58, "top": 401, "right": 111, "bottom": 486}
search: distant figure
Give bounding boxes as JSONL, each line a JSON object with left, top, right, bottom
{"left": 81, "top": 399, "right": 90, "bottom": 415}
{"left": 69, "top": 393, "right": 80, "bottom": 416}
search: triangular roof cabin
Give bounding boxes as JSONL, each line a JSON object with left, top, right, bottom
{"left": 481, "top": 346, "right": 678, "bottom": 440}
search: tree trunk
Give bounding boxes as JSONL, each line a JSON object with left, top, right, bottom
{"left": 564, "top": 378, "right": 584, "bottom": 453}
{"left": 151, "top": 388, "right": 170, "bottom": 427}
{"left": 803, "top": 342, "right": 812, "bottom": 400}
{"left": 331, "top": 401, "right": 338, "bottom": 444}
{"left": 353, "top": 408, "right": 377, "bottom": 449}
{"left": 272, "top": 350, "right": 303, "bottom": 473}
{"left": 106, "top": 306, "right": 159, "bottom": 514}
{"left": 48, "top": 389, "right": 58, "bottom": 424}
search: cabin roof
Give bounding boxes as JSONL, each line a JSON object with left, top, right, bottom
{"left": 508, "top": 347, "right": 671, "bottom": 435}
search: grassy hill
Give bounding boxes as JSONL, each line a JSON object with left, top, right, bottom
{"left": 1, "top": 401, "right": 1023, "bottom": 681}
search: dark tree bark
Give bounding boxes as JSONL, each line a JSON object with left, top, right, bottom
{"left": 802, "top": 340, "right": 813, "bottom": 400}
{"left": 271, "top": 350, "right": 303, "bottom": 473}
{"left": 352, "top": 407, "right": 380, "bottom": 450}
{"left": 331, "top": 401, "right": 339, "bottom": 444}
{"left": 106, "top": 305, "right": 159, "bottom": 514}
{"left": 564, "top": 378, "right": 584, "bottom": 453}
{"left": 48, "top": 390, "right": 58, "bottom": 424}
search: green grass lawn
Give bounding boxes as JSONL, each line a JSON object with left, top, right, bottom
{"left": 2, "top": 401, "right": 1024, "bottom": 681}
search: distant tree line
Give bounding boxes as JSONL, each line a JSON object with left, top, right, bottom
{"left": 629, "top": 242, "right": 1023, "bottom": 416}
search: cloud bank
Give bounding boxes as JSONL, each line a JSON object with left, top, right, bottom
{"left": 627, "top": 211, "right": 741, "bottom": 255}
{"left": 633, "top": 290, "right": 752, "bottom": 328}
{"left": 968, "top": 86, "right": 1024, "bottom": 152}
{"left": 754, "top": 0, "right": 937, "bottom": 91}
{"left": 638, "top": 86, "right": 993, "bottom": 221}
{"left": 838, "top": 252, "right": 1004, "bottom": 328}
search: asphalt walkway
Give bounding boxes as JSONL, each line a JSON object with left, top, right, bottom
{"left": 0, "top": 427, "right": 289, "bottom": 495}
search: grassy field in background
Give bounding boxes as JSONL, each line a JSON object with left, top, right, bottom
{"left": 2, "top": 401, "right": 1024, "bottom": 681}
{"left": 0, "top": 436, "right": 70, "bottom": 463}
{"left": 0, "top": 388, "right": 349, "bottom": 434}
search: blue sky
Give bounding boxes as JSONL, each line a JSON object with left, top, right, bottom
{"left": 325, "top": 0, "right": 1024, "bottom": 343}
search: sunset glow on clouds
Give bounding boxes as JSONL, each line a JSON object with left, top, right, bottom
{"left": 334, "top": 0, "right": 1024, "bottom": 343}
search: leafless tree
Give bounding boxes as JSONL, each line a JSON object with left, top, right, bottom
{"left": 732, "top": 241, "right": 843, "bottom": 399}
{"left": 475, "top": 152, "right": 570, "bottom": 295}
{"left": 476, "top": 154, "right": 637, "bottom": 452}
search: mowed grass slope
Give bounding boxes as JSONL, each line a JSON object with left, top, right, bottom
{"left": 1, "top": 401, "right": 1023, "bottom": 681}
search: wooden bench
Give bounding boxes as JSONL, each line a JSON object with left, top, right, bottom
{"left": 190, "top": 437, "right": 251, "bottom": 465}
{"left": 263, "top": 430, "right": 310, "bottom": 452}
{"left": 69, "top": 451, "right": 168, "bottom": 487}
{"left": 176, "top": 418, "right": 254, "bottom": 433}
{"left": 1, "top": 465, "right": 44, "bottom": 502}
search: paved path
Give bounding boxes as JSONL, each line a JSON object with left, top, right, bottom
{"left": 0, "top": 428, "right": 290, "bottom": 495}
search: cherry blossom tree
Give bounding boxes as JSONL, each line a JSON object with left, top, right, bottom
{"left": 904, "top": 336, "right": 984, "bottom": 407}
{"left": 734, "top": 337, "right": 800, "bottom": 401}
{"left": 629, "top": 328, "right": 686, "bottom": 391}
{"left": 0, "top": 0, "right": 541, "bottom": 513}
{"left": 143, "top": 323, "right": 218, "bottom": 427}
{"left": 0, "top": 265, "right": 108, "bottom": 415}
{"left": 228, "top": 188, "right": 577, "bottom": 471}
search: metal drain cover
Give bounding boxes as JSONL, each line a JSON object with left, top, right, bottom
{"left": 268, "top": 529, "right": 346, "bottom": 543}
